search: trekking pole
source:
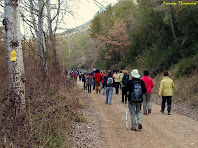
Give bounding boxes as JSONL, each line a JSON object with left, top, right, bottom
{"left": 125, "top": 103, "right": 128, "bottom": 129}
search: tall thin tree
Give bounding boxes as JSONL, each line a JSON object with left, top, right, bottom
{"left": 3, "top": 0, "right": 26, "bottom": 115}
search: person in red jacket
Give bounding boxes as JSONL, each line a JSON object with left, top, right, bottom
{"left": 94, "top": 69, "right": 102, "bottom": 93}
{"left": 141, "top": 70, "right": 154, "bottom": 115}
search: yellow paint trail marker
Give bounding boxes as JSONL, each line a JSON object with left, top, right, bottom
{"left": 10, "top": 49, "right": 17, "bottom": 61}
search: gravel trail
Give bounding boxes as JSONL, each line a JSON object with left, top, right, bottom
{"left": 70, "top": 81, "right": 198, "bottom": 148}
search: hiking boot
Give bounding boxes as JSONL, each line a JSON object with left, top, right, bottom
{"left": 138, "top": 124, "right": 142, "bottom": 129}
{"left": 168, "top": 112, "right": 171, "bottom": 115}
{"left": 131, "top": 127, "right": 137, "bottom": 131}
{"left": 148, "top": 109, "right": 151, "bottom": 114}
{"left": 160, "top": 110, "right": 164, "bottom": 113}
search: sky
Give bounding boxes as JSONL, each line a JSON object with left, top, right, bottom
{"left": 59, "top": 0, "right": 118, "bottom": 32}
{"left": 0, "top": 0, "right": 118, "bottom": 34}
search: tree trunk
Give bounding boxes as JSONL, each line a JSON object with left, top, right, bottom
{"left": 169, "top": 5, "right": 177, "bottom": 39}
{"left": 38, "top": 0, "right": 48, "bottom": 79}
{"left": 3, "top": 0, "right": 26, "bottom": 116}
{"left": 46, "top": 0, "right": 60, "bottom": 73}
{"left": 52, "top": 34, "right": 60, "bottom": 74}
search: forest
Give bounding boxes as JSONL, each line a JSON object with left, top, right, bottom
{"left": 0, "top": 0, "right": 197, "bottom": 147}
{"left": 64, "top": 0, "right": 198, "bottom": 76}
{"left": 61, "top": 0, "right": 198, "bottom": 109}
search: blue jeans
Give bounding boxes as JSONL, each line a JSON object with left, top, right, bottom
{"left": 105, "top": 87, "right": 113, "bottom": 104}
{"left": 128, "top": 101, "right": 142, "bottom": 129}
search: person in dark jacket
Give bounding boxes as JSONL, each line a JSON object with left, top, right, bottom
{"left": 128, "top": 69, "right": 147, "bottom": 131}
{"left": 120, "top": 70, "right": 129, "bottom": 103}
{"left": 86, "top": 73, "right": 94, "bottom": 93}
{"left": 104, "top": 70, "right": 115, "bottom": 105}
{"left": 82, "top": 73, "right": 87, "bottom": 90}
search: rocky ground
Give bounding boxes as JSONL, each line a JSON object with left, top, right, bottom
{"left": 151, "top": 95, "right": 198, "bottom": 121}
{"left": 70, "top": 90, "right": 106, "bottom": 148}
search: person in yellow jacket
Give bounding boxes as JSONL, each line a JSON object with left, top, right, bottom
{"left": 158, "top": 71, "right": 175, "bottom": 115}
{"left": 113, "top": 70, "right": 121, "bottom": 94}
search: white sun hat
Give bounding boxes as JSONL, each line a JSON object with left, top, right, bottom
{"left": 131, "top": 69, "right": 140, "bottom": 78}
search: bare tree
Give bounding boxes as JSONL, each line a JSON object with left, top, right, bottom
{"left": 46, "top": 0, "right": 61, "bottom": 73}
{"left": 2, "top": 0, "right": 26, "bottom": 117}
{"left": 20, "top": 0, "right": 77, "bottom": 75}
{"left": 28, "top": 0, "right": 48, "bottom": 79}
{"left": 45, "top": 0, "right": 77, "bottom": 73}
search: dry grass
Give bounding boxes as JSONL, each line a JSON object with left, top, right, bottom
{"left": 0, "top": 38, "right": 87, "bottom": 147}
{"left": 0, "top": 79, "right": 87, "bottom": 147}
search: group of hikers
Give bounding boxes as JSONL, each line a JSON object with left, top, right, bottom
{"left": 69, "top": 68, "right": 175, "bottom": 131}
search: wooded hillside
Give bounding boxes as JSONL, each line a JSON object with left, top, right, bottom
{"left": 62, "top": 0, "right": 198, "bottom": 75}
{"left": 60, "top": 0, "right": 198, "bottom": 106}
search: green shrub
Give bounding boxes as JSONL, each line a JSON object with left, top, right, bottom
{"left": 142, "top": 43, "right": 180, "bottom": 74}
{"left": 176, "top": 55, "right": 198, "bottom": 77}
{"left": 117, "top": 61, "right": 127, "bottom": 69}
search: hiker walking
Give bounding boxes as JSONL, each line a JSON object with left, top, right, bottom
{"left": 73, "top": 70, "right": 78, "bottom": 81}
{"left": 91, "top": 68, "right": 96, "bottom": 90}
{"left": 87, "top": 73, "right": 93, "bottom": 93}
{"left": 158, "top": 71, "right": 175, "bottom": 115}
{"left": 82, "top": 73, "right": 87, "bottom": 90}
{"left": 120, "top": 70, "right": 129, "bottom": 103}
{"left": 101, "top": 70, "right": 107, "bottom": 95}
{"left": 119, "top": 70, "right": 123, "bottom": 91}
{"left": 104, "top": 70, "right": 115, "bottom": 105}
{"left": 94, "top": 69, "right": 102, "bottom": 93}
{"left": 128, "top": 69, "right": 147, "bottom": 131}
{"left": 79, "top": 69, "right": 82, "bottom": 81}
{"left": 70, "top": 70, "right": 74, "bottom": 79}
{"left": 113, "top": 70, "right": 121, "bottom": 94}
{"left": 65, "top": 69, "right": 68, "bottom": 77}
{"left": 141, "top": 70, "right": 154, "bottom": 115}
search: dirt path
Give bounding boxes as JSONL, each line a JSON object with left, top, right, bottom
{"left": 77, "top": 81, "right": 198, "bottom": 148}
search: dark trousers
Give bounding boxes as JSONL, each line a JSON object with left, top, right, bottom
{"left": 83, "top": 81, "right": 87, "bottom": 90}
{"left": 122, "top": 87, "right": 127, "bottom": 103}
{"left": 88, "top": 84, "right": 91, "bottom": 93}
{"left": 161, "top": 96, "right": 172, "bottom": 112}
{"left": 93, "top": 81, "right": 95, "bottom": 90}
{"left": 115, "top": 82, "right": 120, "bottom": 94}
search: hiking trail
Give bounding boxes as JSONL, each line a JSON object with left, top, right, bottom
{"left": 72, "top": 81, "right": 198, "bottom": 148}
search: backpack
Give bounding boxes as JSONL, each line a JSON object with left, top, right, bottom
{"left": 130, "top": 80, "right": 142, "bottom": 102}
{"left": 106, "top": 77, "right": 113, "bottom": 87}
{"left": 122, "top": 74, "right": 129, "bottom": 86}
{"left": 85, "top": 76, "right": 89, "bottom": 84}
